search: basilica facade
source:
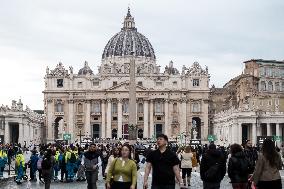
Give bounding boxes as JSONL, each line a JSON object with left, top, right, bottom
{"left": 43, "top": 9, "right": 210, "bottom": 143}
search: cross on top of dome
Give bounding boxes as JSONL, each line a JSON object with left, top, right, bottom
{"left": 122, "top": 7, "right": 136, "bottom": 30}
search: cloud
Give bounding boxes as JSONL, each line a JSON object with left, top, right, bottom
{"left": 0, "top": 0, "right": 283, "bottom": 109}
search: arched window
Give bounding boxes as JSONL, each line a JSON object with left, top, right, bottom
{"left": 275, "top": 82, "right": 280, "bottom": 92}
{"left": 123, "top": 101, "right": 129, "bottom": 113}
{"left": 56, "top": 103, "right": 63, "bottom": 112}
{"left": 93, "top": 102, "right": 100, "bottom": 113}
{"left": 173, "top": 103, "right": 178, "bottom": 113}
{"left": 155, "top": 101, "right": 162, "bottom": 113}
{"left": 78, "top": 103, "right": 83, "bottom": 113}
{"left": 138, "top": 103, "right": 143, "bottom": 113}
{"left": 112, "top": 103, "right": 117, "bottom": 113}
{"left": 268, "top": 81, "right": 273, "bottom": 91}
{"left": 282, "top": 82, "right": 284, "bottom": 91}
{"left": 260, "top": 81, "right": 266, "bottom": 91}
{"left": 192, "top": 102, "right": 200, "bottom": 112}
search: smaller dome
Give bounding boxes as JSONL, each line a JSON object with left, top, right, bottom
{"left": 78, "top": 61, "right": 93, "bottom": 75}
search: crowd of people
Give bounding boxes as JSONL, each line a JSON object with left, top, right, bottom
{"left": 0, "top": 134, "right": 283, "bottom": 189}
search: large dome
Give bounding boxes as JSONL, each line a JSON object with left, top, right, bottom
{"left": 102, "top": 8, "right": 156, "bottom": 60}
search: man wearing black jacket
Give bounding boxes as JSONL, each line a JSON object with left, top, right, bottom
{"left": 200, "top": 143, "right": 226, "bottom": 189}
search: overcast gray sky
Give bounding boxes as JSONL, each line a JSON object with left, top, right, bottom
{"left": 0, "top": 0, "right": 283, "bottom": 110}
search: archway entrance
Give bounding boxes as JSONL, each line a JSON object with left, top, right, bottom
{"left": 122, "top": 124, "right": 129, "bottom": 139}
{"left": 93, "top": 124, "right": 100, "bottom": 139}
{"left": 112, "top": 129, "right": 117, "bottom": 139}
{"left": 54, "top": 117, "right": 63, "bottom": 140}
{"left": 9, "top": 123, "right": 19, "bottom": 144}
{"left": 155, "top": 124, "right": 163, "bottom": 137}
{"left": 192, "top": 117, "right": 201, "bottom": 139}
{"left": 138, "top": 129, "right": 143, "bottom": 139}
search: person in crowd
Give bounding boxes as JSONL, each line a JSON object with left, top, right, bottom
{"left": 0, "top": 147, "right": 8, "bottom": 178}
{"left": 244, "top": 140, "right": 258, "bottom": 174}
{"left": 65, "top": 147, "right": 77, "bottom": 182}
{"left": 252, "top": 138, "right": 283, "bottom": 189}
{"left": 143, "top": 134, "right": 182, "bottom": 189}
{"left": 37, "top": 151, "right": 44, "bottom": 183}
{"left": 105, "top": 147, "right": 120, "bottom": 177}
{"left": 106, "top": 144, "right": 137, "bottom": 189}
{"left": 42, "top": 149, "right": 55, "bottom": 189}
{"left": 228, "top": 143, "right": 250, "bottom": 189}
{"left": 29, "top": 150, "right": 39, "bottom": 181}
{"left": 180, "top": 146, "right": 193, "bottom": 187}
{"left": 53, "top": 149, "right": 60, "bottom": 181}
{"left": 101, "top": 146, "right": 109, "bottom": 179}
{"left": 77, "top": 148, "right": 86, "bottom": 181}
{"left": 58, "top": 149, "right": 66, "bottom": 182}
{"left": 191, "top": 148, "right": 198, "bottom": 172}
{"left": 200, "top": 143, "right": 226, "bottom": 189}
{"left": 83, "top": 143, "right": 101, "bottom": 189}
{"left": 15, "top": 150, "right": 25, "bottom": 183}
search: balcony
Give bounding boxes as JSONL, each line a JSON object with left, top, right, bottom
{"left": 154, "top": 112, "right": 164, "bottom": 116}
{"left": 123, "top": 112, "right": 129, "bottom": 116}
{"left": 91, "top": 112, "right": 101, "bottom": 116}
{"left": 54, "top": 112, "right": 64, "bottom": 116}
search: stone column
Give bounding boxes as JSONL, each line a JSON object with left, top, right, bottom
{"left": 4, "top": 121, "right": 9, "bottom": 144}
{"left": 47, "top": 99, "right": 54, "bottom": 142}
{"left": 68, "top": 100, "right": 74, "bottom": 142}
{"left": 143, "top": 100, "right": 149, "bottom": 138}
{"left": 85, "top": 100, "right": 91, "bottom": 137}
{"left": 117, "top": 99, "right": 123, "bottom": 139}
{"left": 252, "top": 123, "right": 257, "bottom": 146}
{"left": 267, "top": 123, "right": 271, "bottom": 136}
{"left": 106, "top": 99, "right": 112, "bottom": 138}
{"left": 101, "top": 100, "right": 106, "bottom": 138}
{"left": 238, "top": 123, "right": 242, "bottom": 144}
{"left": 149, "top": 100, "right": 154, "bottom": 138}
{"left": 18, "top": 123, "right": 24, "bottom": 144}
{"left": 180, "top": 99, "right": 187, "bottom": 134}
{"left": 276, "top": 123, "right": 280, "bottom": 146}
{"left": 164, "top": 99, "right": 169, "bottom": 136}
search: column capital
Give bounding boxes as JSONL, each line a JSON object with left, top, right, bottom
{"left": 106, "top": 98, "right": 112, "bottom": 103}
{"left": 180, "top": 98, "right": 188, "bottom": 103}
{"left": 67, "top": 99, "right": 74, "bottom": 104}
{"left": 117, "top": 98, "right": 123, "bottom": 103}
{"left": 47, "top": 99, "right": 53, "bottom": 103}
{"left": 164, "top": 99, "right": 169, "bottom": 103}
{"left": 85, "top": 99, "right": 92, "bottom": 104}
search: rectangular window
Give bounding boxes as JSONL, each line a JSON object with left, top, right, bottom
{"left": 112, "top": 116, "right": 117, "bottom": 121}
{"left": 93, "top": 103, "right": 100, "bottom": 113}
{"left": 155, "top": 102, "right": 162, "bottom": 113}
{"left": 57, "top": 79, "right": 63, "bottom": 88}
{"left": 156, "top": 81, "right": 163, "bottom": 87}
{"left": 193, "top": 79, "right": 200, "bottom": 87}
{"left": 78, "top": 82, "right": 83, "bottom": 88}
{"left": 138, "top": 117, "right": 143, "bottom": 121}
{"left": 138, "top": 103, "right": 143, "bottom": 113}
{"left": 138, "top": 81, "right": 143, "bottom": 86}
{"left": 123, "top": 101, "right": 129, "bottom": 113}
{"left": 157, "top": 117, "right": 162, "bottom": 121}
{"left": 173, "top": 81, "right": 177, "bottom": 86}
{"left": 112, "top": 103, "right": 117, "bottom": 113}
{"left": 94, "top": 117, "right": 99, "bottom": 121}
{"left": 173, "top": 103, "right": 177, "bottom": 113}
{"left": 113, "top": 81, "right": 117, "bottom": 86}
{"left": 56, "top": 103, "right": 63, "bottom": 112}
{"left": 93, "top": 81, "right": 99, "bottom": 86}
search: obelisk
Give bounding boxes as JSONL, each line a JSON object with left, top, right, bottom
{"left": 128, "top": 52, "right": 137, "bottom": 140}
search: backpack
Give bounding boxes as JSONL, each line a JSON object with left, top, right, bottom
{"left": 69, "top": 152, "right": 76, "bottom": 163}
{"left": 37, "top": 157, "right": 43, "bottom": 169}
{"left": 41, "top": 156, "right": 52, "bottom": 170}
{"left": 204, "top": 163, "right": 220, "bottom": 180}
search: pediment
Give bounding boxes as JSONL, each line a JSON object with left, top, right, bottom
{"left": 106, "top": 81, "right": 147, "bottom": 91}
